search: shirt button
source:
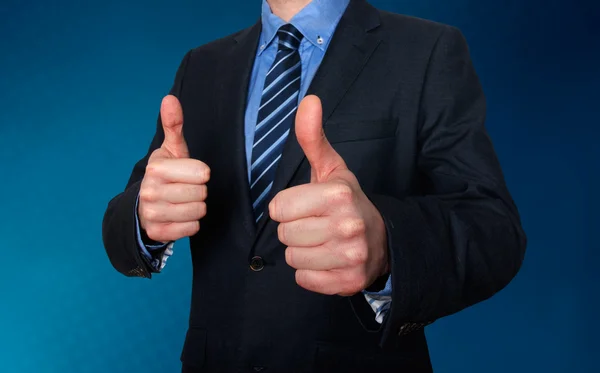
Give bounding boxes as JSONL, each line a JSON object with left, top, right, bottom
{"left": 316, "top": 36, "right": 324, "bottom": 45}
{"left": 250, "top": 256, "right": 264, "bottom": 272}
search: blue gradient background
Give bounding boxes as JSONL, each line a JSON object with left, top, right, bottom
{"left": 1, "top": 0, "right": 598, "bottom": 372}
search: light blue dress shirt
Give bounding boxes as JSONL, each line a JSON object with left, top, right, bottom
{"left": 136, "top": 0, "right": 392, "bottom": 323}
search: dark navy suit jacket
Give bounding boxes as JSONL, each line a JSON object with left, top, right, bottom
{"left": 102, "top": 1, "right": 527, "bottom": 371}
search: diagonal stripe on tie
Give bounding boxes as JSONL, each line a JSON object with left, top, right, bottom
{"left": 262, "top": 60, "right": 302, "bottom": 96}
{"left": 251, "top": 129, "right": 290, "bottom": 175}
{"left": 259, "top": 75, "right": 301, "bottom": 111}
{"left": 266, "top": 51, "right": 295, "bottom": 76}
{"left": 254, "top": 104, "right": 298, "bottom": 149}
{"left": 256, "top": 87, "right": 299, "bottom": 130}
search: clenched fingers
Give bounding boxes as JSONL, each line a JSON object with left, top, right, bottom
{"left": 140, "top": 183, "right": 207, "bottom": 204}
{"left": 140, "top": 201, "right": 206, "bottom": 223}
{"left": 145, "top": 158, "right": 210, "bottom": 184}
{"left": 145, "top": 221, "right": 200, "bottom": 242}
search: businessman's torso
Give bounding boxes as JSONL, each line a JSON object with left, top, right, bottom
{"left": 175, "top": 3, "right": 444, "bottom": 372}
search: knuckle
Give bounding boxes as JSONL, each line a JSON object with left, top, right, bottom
{"left": 326, "top": 184, "right": 354, "bottom": 205}
{"left": 145, "top": 162, "right": 160, "bottom": 177}
{"left": 139, "top": 187, "right": 157, "bottom": 202}
{"left": 144, "top": 207, "right": 160, "bottom": 222}
{"left": 342, "top": 246, "right": 368, "bottom": 266}
{"left": 336, "top": 217, "right": 366, "bottom": 238}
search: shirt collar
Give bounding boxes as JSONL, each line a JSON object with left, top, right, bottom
{"left": 259, "top": 0, "right": 350, "bottom": 54}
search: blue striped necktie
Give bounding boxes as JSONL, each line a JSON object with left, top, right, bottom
{"left": 250, "top": 24, "right": 304, "bottom": 222}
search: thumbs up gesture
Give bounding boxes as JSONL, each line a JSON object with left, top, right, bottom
{"left": 138, "top": 95, "right": 210, "bottom": 243}
{"left": 269, "top": 95, "right": 389, "bottom": 296}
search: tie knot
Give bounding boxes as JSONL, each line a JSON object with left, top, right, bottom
{"left": 277, "top": 24, "right": 303, "bottom": 51}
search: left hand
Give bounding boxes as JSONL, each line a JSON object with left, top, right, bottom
{"left": 269, "top": 95, "right": 390, "bottom": 296}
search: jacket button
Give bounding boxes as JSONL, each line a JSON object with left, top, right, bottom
{"left": 249, "top": 256, "right": 264, "bottom": 272}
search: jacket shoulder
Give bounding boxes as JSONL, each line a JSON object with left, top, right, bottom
{"left": 186, "top": 23, "right": 257, "bottom": 62}
{"left": 378, "top": 11, "right": 461, "bottom": 44}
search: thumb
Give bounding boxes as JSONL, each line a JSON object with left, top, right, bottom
{"left": 295, "top": 95, "right": 347, "bottom": 182}
{"left": 160, "top": 95, "right": 189, "bottom": 158}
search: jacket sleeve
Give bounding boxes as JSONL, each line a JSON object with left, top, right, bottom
{"left": 364, "top": 26, "right": 527, "bottom": 345}
{"left": 101, "top": 50, "right": 192, "bottom": 278}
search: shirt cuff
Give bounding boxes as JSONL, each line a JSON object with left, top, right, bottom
{"left": 134, "top": 194, "right": 174, "bottom": 272}
{"left": 363, "top": 274, "right": 392, "bottom": 324}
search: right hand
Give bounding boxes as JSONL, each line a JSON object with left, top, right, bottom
{"left": 138, "top": 95, "right": 210, "bottom": 243}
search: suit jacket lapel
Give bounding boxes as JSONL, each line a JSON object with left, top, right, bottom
{"left": 216, "top": 20, "right": 262, "bottom": 241}
{"left": 254, "top": 0, "right": 382, "bottom": 237}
